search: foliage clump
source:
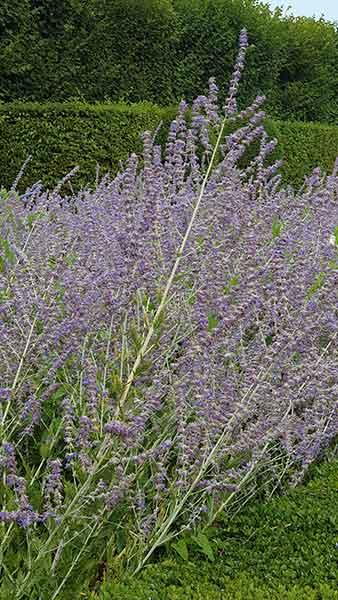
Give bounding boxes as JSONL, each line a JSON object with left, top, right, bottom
{"left": 1, "top": 0, "right": 338, "bottom": 123}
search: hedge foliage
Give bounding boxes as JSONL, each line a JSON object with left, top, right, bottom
{"left": 94, "top": 576, "right": 338, "bottom": 600}
{"left": 1, "top": 102, "right": 338, "bottom": 192}
{"left": 265, "top": 119, "right": 338, "bottom": 188}
{"left": 0, "top": 102, "right": 176, "bottom": 192}
{"left": 90, "top": 458, "right": 338, "bottom": 599}
{"left": 1, "top": 0, "right": 338, "bottom": 123}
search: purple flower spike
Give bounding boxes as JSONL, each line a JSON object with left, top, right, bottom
{"left": 239, "top": 28, "right": 249, "bottom": 48}
{"left": 104, "top": 420, "right": 132, "bottom": 440}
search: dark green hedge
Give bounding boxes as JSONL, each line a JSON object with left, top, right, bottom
{"left": 0, "top": 102, "right": 177, "bottom": 192}
{"left": 1, "top": 0, "right": 338, "bottom": 124}
{"left": 90, "top": 458, "right": 338, "bottom": 599}
{"left": 1, "top": 102, "right": 338, "bottom": 193}
{"left": 269, "top": 119, "right": 338, "bottom": 188}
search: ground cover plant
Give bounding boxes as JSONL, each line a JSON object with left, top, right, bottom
{"left": 92, "top": 456, "right": 337, "bottom": 599}
{"left": 0, "top": 31, "right": 337, "bottom": 599}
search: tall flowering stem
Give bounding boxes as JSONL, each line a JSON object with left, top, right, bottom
{"left": 116, "top": 32, "right": 249, "bottom": 416}
{"left": 116, "top": 110, "right": 230, "bottom": 417}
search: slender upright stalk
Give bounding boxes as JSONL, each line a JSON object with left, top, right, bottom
{"left": 116, "top": 118, "right": 228, "bottom": 417}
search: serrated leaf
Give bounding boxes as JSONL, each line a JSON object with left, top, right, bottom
{"left": 223, "top": 274, "right": 239, "bottom": 295}
{"left": 26, "top": 211, "right": 45, "bottom": 229}
{"left": 51, "top": 385, "right": 67, "bottom": 401}
{"left": 334, "top": 225, "right": 338, "bottom": 245}
{"left": 65, "top": 252, "right": 78, "bottom": 266}
{"left": 1, "top": 240, "right": 15, "bottom": 264}
{"left": 306, "top": 272, "right": 326, "bottom": 299}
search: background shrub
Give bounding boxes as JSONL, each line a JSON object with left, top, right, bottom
{"left": 268, "top": 119, "right": 338, "bottom": 188}
{"left": 0, "top": 0, "right": 178, "bottom": 105}
{"left": 171, "top": 0, "right": 286, "bottom": 115}
{"left": 1, "top": 0, "right": 338, "bottom": 123}
{"left": 1, "top": 102, "right": 338, "bottom": 192}
{"left": 0, "top": 102, "right": 176, "bottom": 191}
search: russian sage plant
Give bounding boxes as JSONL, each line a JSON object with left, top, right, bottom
{"left": 0, "top": 30, "right": 337, "bottom": 598}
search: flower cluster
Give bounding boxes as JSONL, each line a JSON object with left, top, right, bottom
{"left": 0, "top": 29, "right": 337, "bottom": 590}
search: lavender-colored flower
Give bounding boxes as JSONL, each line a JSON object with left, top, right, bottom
{"left": 239, "top": 28, "right": 249, "bottom": 49}
{"left": 62, "top": 397, "right": 76, "bottom": 448}
{"left": 0, "top": 387, "right": 11, "bottom": 402}
{"left": 20, "top": 395, "right": 41, "bottom": 436}
{"left": 44, "top": 459, "right": 63, "bottom": 513}
{"left": 76, "top": 415, "right": 93, "bottom": 448}
{"left": 1, "top": 442, "right": 17, "bottom": 473}
{"left": 0, "top": 509, "right": 47, "bottom": 528}
{"left": 224, "top": 29, "right": 250, "bottom": 116}
{"left": 104, "top": 420, "right": 132, "bottom": 440}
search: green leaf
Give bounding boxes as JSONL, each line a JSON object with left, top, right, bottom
{"left": 39, "top": 443, "right": 50, "bottom": 459}
{"left": 192, "top": 532, "right": 215, "bottom": 562}
{"left": 272, "top": 219, "right": 284, "bottom": 239}
{"left": 48, "top": 256, "right": 57, "bottom": 268}
{"left": 223, "top": 275, "right": 239, "bottom": 295}
{"left": 172, "top": 539, "right": 189, "bottom": 561}
{"left": 333, "top": 226, "right": 338, "bottom": 246}
{"left": 50, "top": 384, "right": 67, "bottom": 401}
{"left": 306, "top": 272, "right": 326, "bottom": 299}
{"left": 0, "top": 289, "right": 10, "bottom": 302}
{"left": 26, "top": 211, "right": 46, "bottom": 229}
{"left": 0, "top": 188, "right": 10, "bottom": 203}
{"left": 187, "top": 290, "right": 197, "bottom": 305}
{"left": 36, "top": 319, "right": 44, "bottom": 334}
{"left": 64, "top": 480, "right": 77, "bottom": 502}
{"left": 0, "top": 239, "right": 15, "bottom": 264}
{"left": 65, "top": 252, "right": 78, "bottom": 266}
{"left": 207, "top": 312, "right": 219, "bottom": 332}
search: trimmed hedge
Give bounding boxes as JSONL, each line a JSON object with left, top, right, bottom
{"left": 1, "top": 0, "right": 338, "bottom": 124}
{"left": 90, "top": 458, "right": 338, "bottom": 599}
{"left": 270, "top": 119, "right": 338, "bottom": 188}
{"left": 94, "top": 575, "right": 338, "bottom": 600}
{"left": 0, "top": 102, "right": 176, "bottom": 192}
{"left": 1, "top": 102, "right": 338, "bottom": 192}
